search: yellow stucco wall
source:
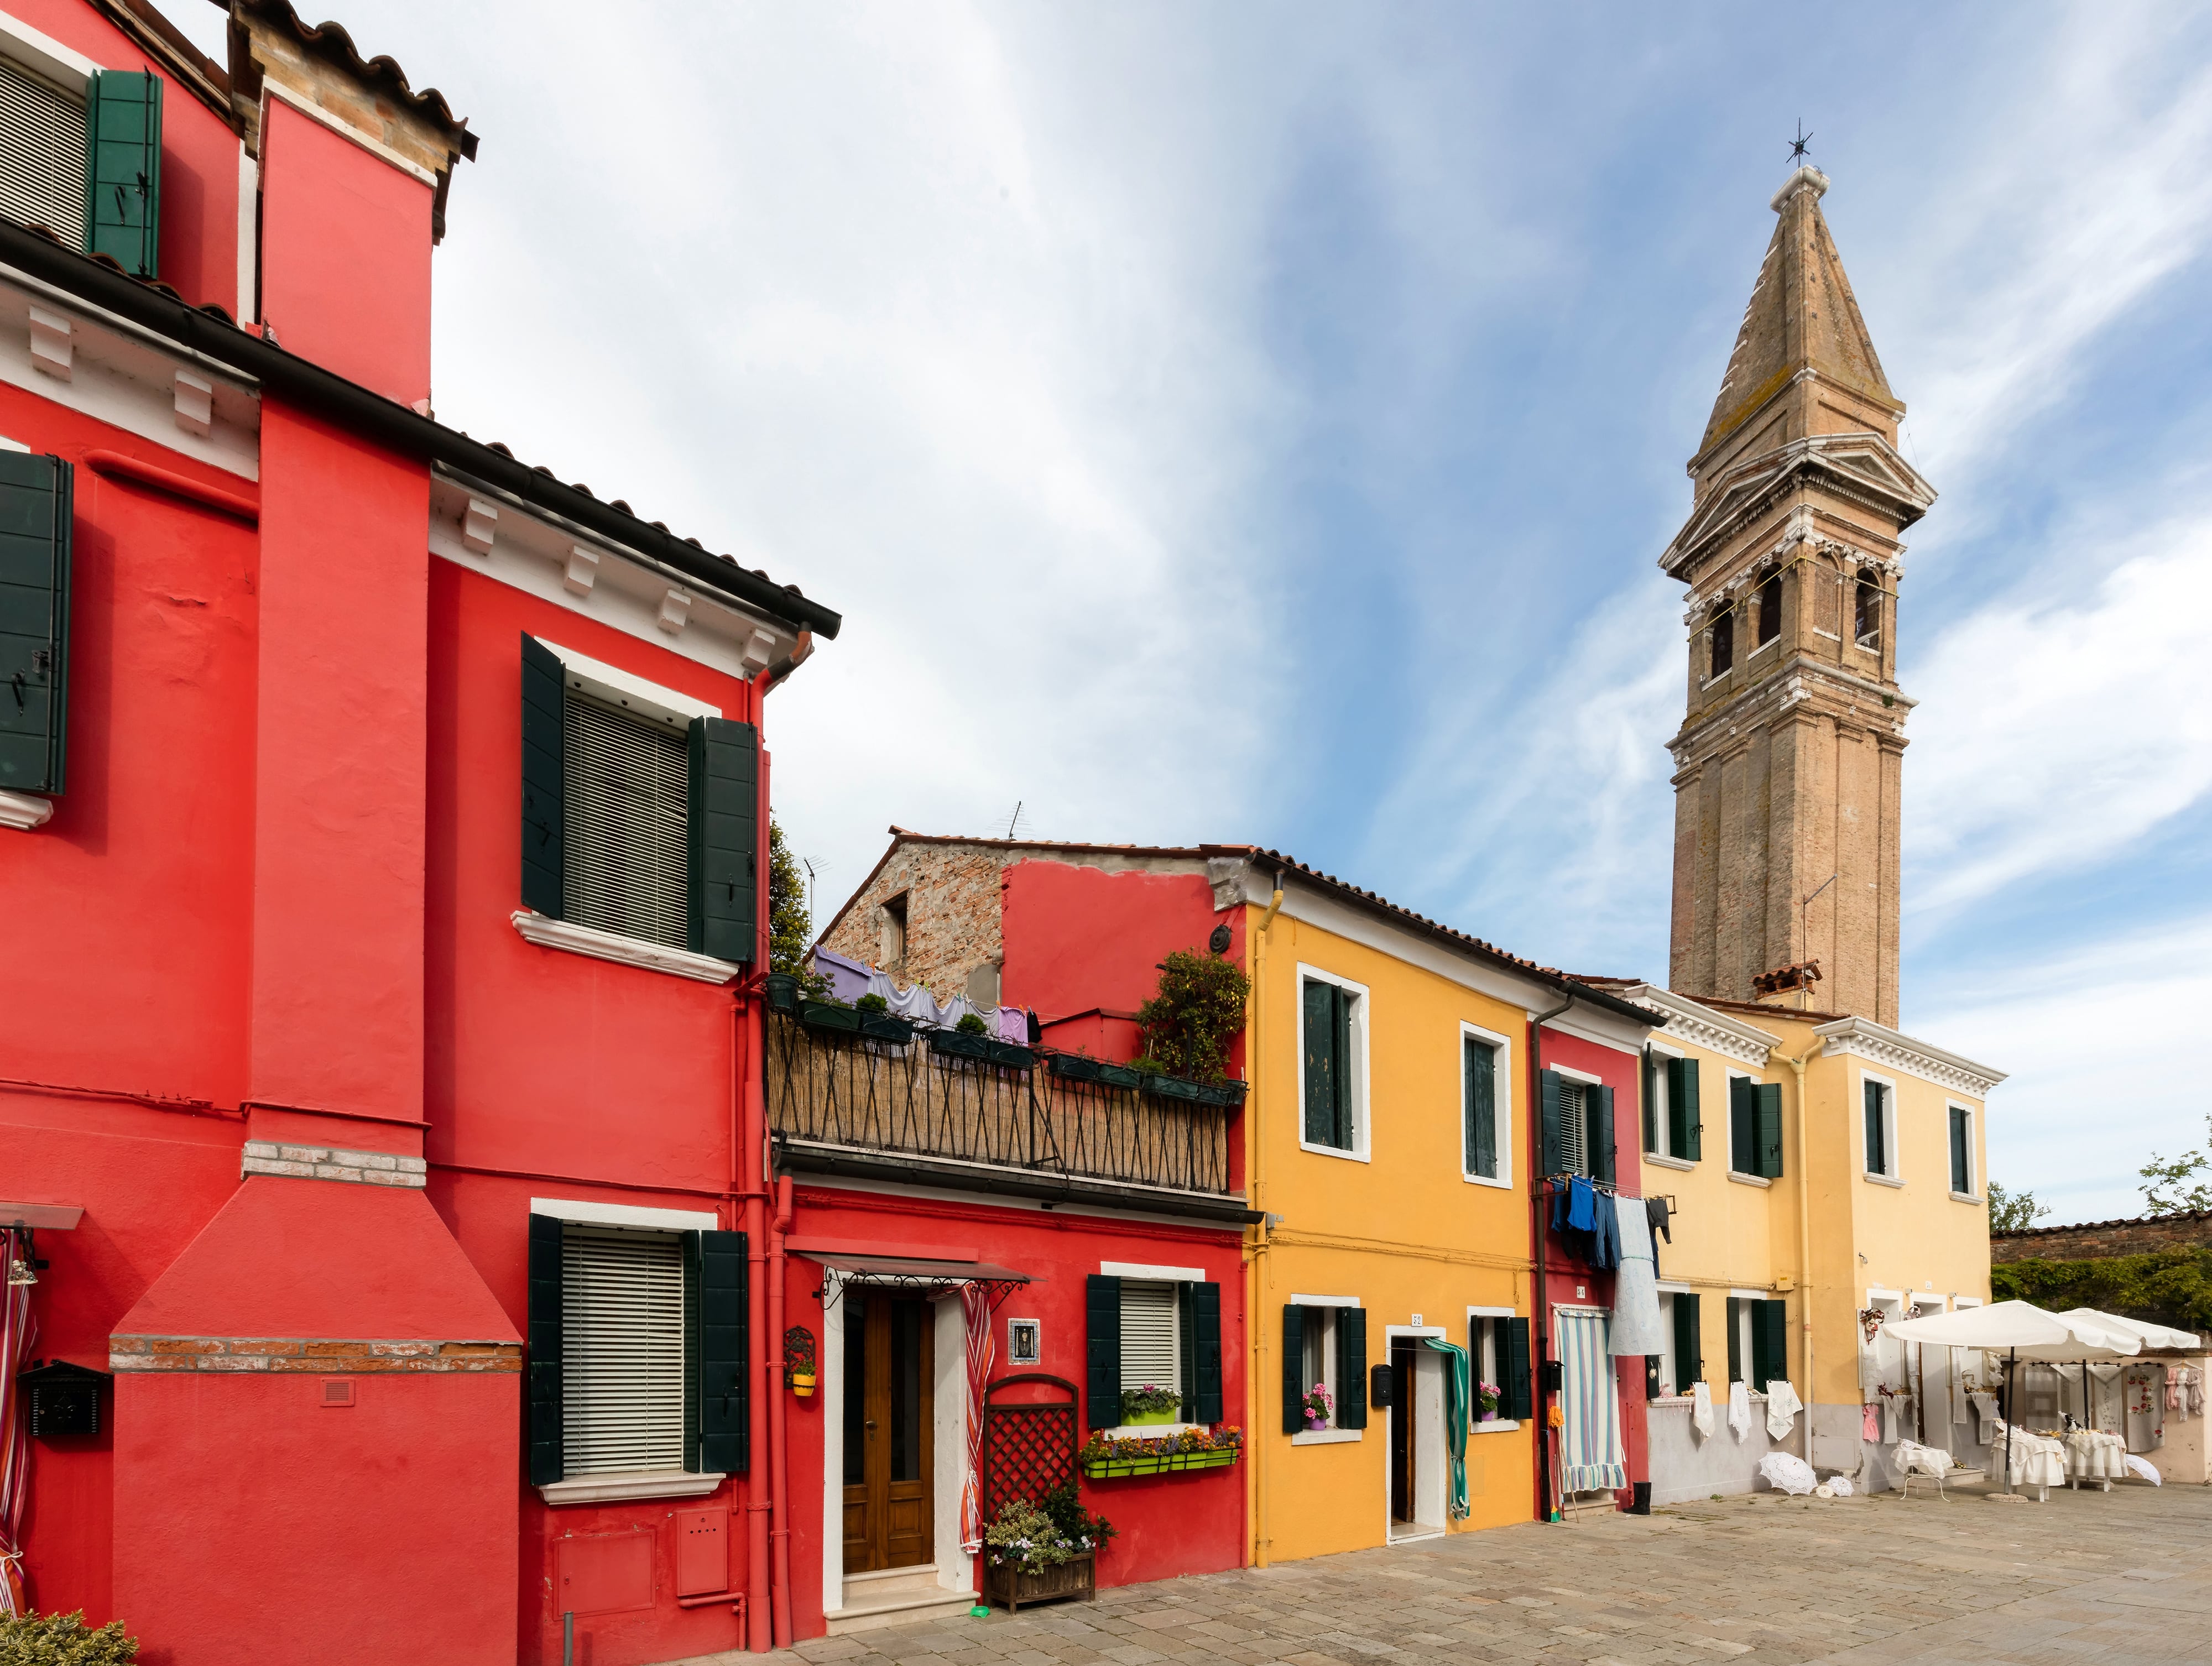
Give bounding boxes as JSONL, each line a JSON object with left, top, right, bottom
{"left": 1240, "top": 906, "right": 1537, "bottom": 1563}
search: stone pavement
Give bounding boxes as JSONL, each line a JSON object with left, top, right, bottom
{"left": 671, "top": 1478, "right": 2212, "bottom": 1666}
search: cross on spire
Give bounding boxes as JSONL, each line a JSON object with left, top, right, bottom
{"left": 1788, "top": 119, "right": 1813, "bottom": 165}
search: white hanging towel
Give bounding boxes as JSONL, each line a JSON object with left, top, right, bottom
{"left": 1691, "top": 1380, "right": 1715, "bottom": 1440}
{"left": 1605, "top": 1197, "right": 1665, "bottom": 1355}
{"left": 1764, "top": 1379, "right": 1802, "bottom": 1440}
{"left": 1728, "top": 1380, "right": 1751, "bottom": 1443}
{"left": 1968, "top": 1391, "right": 1999, "bottom": 1444}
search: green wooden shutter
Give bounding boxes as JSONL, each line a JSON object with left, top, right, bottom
{"left": 1864, "top": 1080, "right": 1884, "bottom": 1173}
{"left": 1755, "top": 1083, "right": 1785, "bottom": 1178}
{"left": 526, "top": 1213, "right": 564, "bottom": 1486}
{"left": 1191, "top": 1281, "right": 1223, "bottom": 1424}
{"left": 1672, "top": 1056, "right": 1700, "bottom": 1161}
{"left": 1755, "top": 1299, "right": 1789, "bottom": 1390}
{"left": 519, "top": 635, "right": 565, "bottom": 916}
{"left": 1726, "top": 1297, "right": 1743, "bottom": 1383}
{"left": 1331, "top": 985, "right": 1353, "bottom": 1148}
{"left": 1592, "top": 1085, "right": 1616, "bottom": 1185}
{"left": 1302, "top": 980, "right": 1335, "bottom": 1146}
{"left": 1673, "top": 1292, "right": 1701, "bottom": 1387}
{"left": 1640, "top": 1049, "right": 1656, "bottom": 1154}
{"left": 1729, "top": 1077, "right": 1754, "bottom": 1174}
{"left": 686, "top": 1229, "right": 748, "bottom": 1474}
{"left": 1540, "top": 1069, "right": 1564, "bottom": 1177}
{"left": 1505, "top": 1316, "right": 1532, "bottom": 1422}
{"left": 1086, "top": 1275, "right": 1121, "bottom": 1429}
{"left": 686, "top": 717, "right": 758, "bottom": 963}
{"left": 0, "top": 452, "right": 70, "bottom": 796}
{"left": 1280, "top": 1304, "right": 1306, "bottom": 1434}
{"left": 1950, "top": 1106, "right": 1970, "bottom": 1193}
{"left": 1467, "top": 1037, "right": 1496, "bottom": 1178}
{"left": 1337, "top": 1306, "right": 1369, "bottom": 1430}
{"left": 84, "top": 69, "right": 160, "bottom": 276}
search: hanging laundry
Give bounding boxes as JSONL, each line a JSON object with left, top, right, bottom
{"left": 1862, "top": 1402, "right": 1880, "bottom": 1442}
{"left": 1645, "top": 1195, "right": 1670, "bottom": 1278}
{"left": 1765, "top": 1380, "right": 1802, "bottom": 1440}
{"left": 1728, "top": 1380, "right": 1751, "bottom": 1443}
{"left": 1566, "top": 1176, "right": 1598, "bottom": 1234}
{"left": 1588, "top": 1193, "right": 1622, "bottom": 1271}
{"left": 1692, "top": 1380, "right": 1715, "bottom": 1440}
{"left": 1606, "top": 1196, "right": 1663, "bottom": 1355}
{"left": 1968, "top": 1391, "right": 1999, "bottom": 1445}
{"left": 2125, "top": 1365, "right": 2166, "bottom": 1452}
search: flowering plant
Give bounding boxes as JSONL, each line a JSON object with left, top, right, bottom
{"left": 1120, "top": 1383, "right": 1183, "bottom": 1419}
{"left": 985, "top": 1484, "right": 1116, "bottom": 1576}
{"left": 1301, "top": 1382, "right": 1334, "bottom": 1423}
{"left": 1477, "top": 1382, "right": 1502, "bottom": 1416}
{"left": 1081, "top": 1424, "right": 1244, "bottom": 1463}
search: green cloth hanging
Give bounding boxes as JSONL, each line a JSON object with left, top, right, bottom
{"left": 1423, "top": 1337, "right": 1470, "bottom": 1519}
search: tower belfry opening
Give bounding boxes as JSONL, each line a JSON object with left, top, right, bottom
{"left": 1661, "top": 166, "right": 1934, "bottom": 1028}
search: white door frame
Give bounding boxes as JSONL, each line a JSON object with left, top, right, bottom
{"left": 1383, "top": 1325, "right": 1447, "bottom": 1544}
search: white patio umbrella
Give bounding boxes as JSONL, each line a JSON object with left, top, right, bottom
{"left": 2053, "top": 1308, "right": 2200, "bottom": 1352}
{"left": 1881, "top": 1301, "right": 2141, "bottom": 1491}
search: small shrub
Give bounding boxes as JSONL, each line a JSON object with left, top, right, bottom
{"left": 1135, "top": 949, "right": 1250, "bottom": 1083}
{"left": 956, "top": 1011, "right": 989, "bottom": 1035}
{"left": 1041, "top": 1479, "right": 1116, "bottom": 1551}
{"left": 0, "top": 1610, "right": 139, "bottom": 1665}
{"left": 1120, "top": 1382, "right": 1182, "bottom": 1419}
{"left": 855, "top": 993, "right": 888, "bottom": 1014}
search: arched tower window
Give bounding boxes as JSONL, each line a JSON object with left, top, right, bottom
{"left": 1854, "top": 568, "right": 1882, "bottom": 651}
{"left": 1755, "top": 573, "right": 1782, "bottom": 646}
{"left": 1708, "top": 604, "right": 1735, "bottom": 678}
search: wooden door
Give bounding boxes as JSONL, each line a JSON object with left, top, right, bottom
{"left": 842, "top": 1293, "right": 935, "bottom": 1575}
{"left": 1390, "top": 1340, "right": 1418, "bottom": 1523}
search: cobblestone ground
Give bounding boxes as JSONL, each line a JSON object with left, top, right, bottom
{"left": 671, "top": 1478, "right": 2212, "bottom": 1666}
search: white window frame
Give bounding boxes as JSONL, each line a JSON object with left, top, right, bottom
{"left": 1723, "top": 1067, "right": 1767, "bottom": 1184}
{"left": 1290, "top": 1292, "right": 1361, "bottom": 1445}
{"left": 1459, "top": 1021, "right": 1514, "bottom": 1190}
{"left": 1465, "top": 1304, "right": 1519, "bottom": 1432}
{"left": 1548, "top": 1060, "right": 1604, "bottom": 1180}
{"left": 1296, "top": 964, "right": 1371, "bottom": 1163}
{"left": 1946, "top": 1100, "right": 1979, "bottom": 1201}
{"left": 1102, "top": 1260, "right": 1203, "bottom": 1439}
{"left": 1653, "top": 1291, "right": 1680, "bottom": 1398}
{"left": 1860, "top": 1068, "right": 1903, "bottom": 1185}
{"left": 0, "top": 11, "right": 101, "bottom": 97}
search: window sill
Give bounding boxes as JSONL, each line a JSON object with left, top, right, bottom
{"left": 1863, "top": 1172, "right": 1906, "bottom": 1189}
{"left": 1297, "top": 1138, "right": 1370, "bottom": 1164}
{"left": 1950, "top": 1191, "right": 1981, "bottom": 1204}
{"left": 1462, "top": 1171, "right": 1511, "bottom": 1189}
{"left": 1726, "top": 1171, "right": 1772, "bottom": 1189}
{"left": 1643, "top": 1152, "right": 1696, "bottom": 1172}
{"left": 0, "top": 790, "right": 53, "bottom": 831}
{"left": 538, "top": 1468, "right": 726, "bottom": 1506}
{"left": 1470, "top": 1418, "right": 1520, "bottom": 1434}
{"left": 1291, "top": 1427, "right": 1361, "bottom": 1446}
{"left": 510, "top": 910, "right": 743, "bottom": 985}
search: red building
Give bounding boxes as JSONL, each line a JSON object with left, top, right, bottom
{"left": 0, "top": 3, "right": 863, "bottom": 1662}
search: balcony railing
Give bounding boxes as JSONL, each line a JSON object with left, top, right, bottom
{"left": 765, "top": 1012, "right": 1240, "bottom": 1207}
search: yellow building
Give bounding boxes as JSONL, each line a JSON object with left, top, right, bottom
{"left": 1599, "top": 983, "right": 2005, "bottom": 1498}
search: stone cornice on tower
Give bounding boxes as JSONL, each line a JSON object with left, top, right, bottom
{"left": 1661, "top": 432, "right": 1934, "bottom": 584}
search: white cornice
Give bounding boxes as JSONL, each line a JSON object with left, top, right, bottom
{"left": 1612, "top": 985, "right": 1777, "bottom": 1067}
{"left": 1813, "top": 1016, "right": 2005, "bottom": 1096}
{"left": 538, "top": 1469, "right": 724, "bottom": 1507}
{"left": 510, "top": 911, "right": 742, "bottom": 985}
{"left": 0, "top": 790, "right": 53, "bottom": 831}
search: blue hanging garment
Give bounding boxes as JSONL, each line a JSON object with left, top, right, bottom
{"left": 1566, "top": 1175, "right": 1598, "bottom": 1234}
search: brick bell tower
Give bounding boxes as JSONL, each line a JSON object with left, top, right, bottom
{"left": 1662, "top": 166, "right": 1935, "bottom": 1028}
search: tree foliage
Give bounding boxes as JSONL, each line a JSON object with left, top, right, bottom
{"left": 768, "top": 818, "right": 811, "bottom": 978}
{"left": 1134, "top": 948, "right": 1251, "bottom": 1083}
{"left": 1992, "top": 1247, "right": 2212, "bottom": 1335}
{"left": 1986, "top": 1182, "right": 2050, "bottom": 1234}
{"left": 2140, "top": 1115, "right": 2212, "bottom": 1216}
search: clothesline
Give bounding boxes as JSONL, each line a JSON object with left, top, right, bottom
{"left": 1538, "top": 1174, "right": 1676, "bottom": 1210}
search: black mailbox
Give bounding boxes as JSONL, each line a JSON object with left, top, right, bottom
{"left": 1369, "top": 1362, "right": 1394, "bottom": 1411}
{"left": 18, "top": 1359, "right": 110, "bottom": 1438}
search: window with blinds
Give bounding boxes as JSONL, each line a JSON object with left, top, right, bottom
{"left": 0, "top": 59, "right": 86, "bottom": 246}
{"left": 564, "top": 693, "right": 689, "bottom": 949}
{"left": 561, "top": 1225, "right": 687, "bottom": 1476}
{"left": 1557, "top": 1080, "right": 1588, "bottom": 1176}
{"left": 1119, "top": 1281, "right": 1180, "bottom": 1394}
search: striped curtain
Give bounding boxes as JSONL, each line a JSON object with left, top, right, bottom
{"left": 1422, "top": 1338, "right": 1470, "bottom": 1518}
{"left": 958, "top": 1283, "right": 994, "bottom": 1553}
{"left": 1556, "top": 1309, "right": 1626, "bottom": 1493}
{"left": 0, "top": 1227, "right": 35, "bottom": 1616}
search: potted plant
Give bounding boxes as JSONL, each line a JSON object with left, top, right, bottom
{"left": 853, "top": 992, "right": 914, "bottom": 1044}
{"left": 982, "top": 1491, "right": 1102, "bottom": 1612}
{"left": 1477, "top": 1381, "right": 1501, "bottom": 1422}
{"left": 1094, "top": 1062, "right": 1145, "bottom": 1091}
{"left": 1301, "top": 1382, "right": 1334, "bottom": 1431}
{"left": 1048, "top": 1052, "right": 1106, "bottom": 1083}
{"left": 797, "top": 995, "right": 861, "bottom": 1034}
{"left": 1079, "top": 1425, "right": 1244, "bottom": 1480}
{"left": 932, "top": 1011, "right": 1035, "bottom": 1070}
{"left": 1120, "top": 1383, "right": 1182, "bottom": 1427}
{"left": 763, "top": 971, "right": 801, "bottom": 1014}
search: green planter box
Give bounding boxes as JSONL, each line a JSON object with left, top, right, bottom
{"left": 1048, "top": 1054, "right": 1107, "bottom": 1083}
{"left": 931, "top": 1029, "right": 1034, "bottom": 1070}
{"left": 1094, "top": 1063, "right": 1145, "bottom": 1091}
{"left": 1194, "top": 1079, "right": 1248, "bottom": 1108}
{"left": 1081, "top": 1448, "right": 1240, "bottom": 1480}
{"left": 1142, "top": 1074, "right": 1206, "bottom": 1104}
{"left": 859, "top": 1013, "right": 915, "bottom": 1044}
{"left": 1121, "top": 1404, "right": 1180, "bottom": 1427}
{"left": 798, "top": 1000, "right": 860, "bottom": 1034}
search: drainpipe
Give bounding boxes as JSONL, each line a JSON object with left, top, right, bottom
{"left": 1246, "top": 870, "right": 1283, "bottom": 1569}
{"left": 768, "top": 1174, "right": 795, "bottom": 1647}
{"left": 738, "top": 993, "right": 772, "bottom": 1653}
{"left": 1779, "top": 1043, "right": 1815, "bottom": 1466}
{"left": 1528, "top": 990, "right": 1574, "bottom": 1523}
{"left": 759, "top": 628, "right": 814, "bottom": 692}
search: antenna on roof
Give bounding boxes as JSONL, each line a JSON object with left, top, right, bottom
{"left": 1001, "top": 801, "right": 1029, "bottom": 841}
{"left": 1787, "top": 119, "right": 1813, "bottom": 165}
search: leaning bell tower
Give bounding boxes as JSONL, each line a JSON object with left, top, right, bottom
{"left": 1662, "top": 166, "right": 1934, "bottom": 1028}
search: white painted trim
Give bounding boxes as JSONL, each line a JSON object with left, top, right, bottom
{"left": 1539, "top": 1008, "right": 1652, "bottom": 1057}
{"left": 1726, "top": 1171, "right": 1772, "bottom": 1189}
{"left": 236, "top": 143, "right": 258, "bottom": 326}
{"left": 1864, "top": 1173, "right": 1906, "bottom": 1189}
{"left": 1815, "top": 1015, "right": 2005, "bottom": 1095}
{"left": 1384, "top": 1325, "right": 1447, "bottom": 1339}
{"left": 1858, "top": 1067, "right": 1902, "bottom": 1181}
{"left": 539, "top": 1468, "right": 724, "bottom": 1506}
{"left": 534, "top": 638, "right": 722, "bottom": 730}
{"left": 1466, "top": 1305, "right": 1515, "bottom": 1318}
{"left": 1296, "top": 962, "right": 1371, "bottom": 1163}
{"left": 1866, "top": 1288, "right": 1904, "bottom": 1304}
{"left": 1646, "top": 1038, "right": 1686, "bottom": 1060}
{"left": 1548, "top": 1061, "right": 1602, "bottom": 1086}
{"left": 529, "top": 1197, "right": 719, "bottom": 1232}
{"left": 1728, "top": 1288, "right": 1771, "bottom": 1301}
{"left": 1551, "top": 1303, "right": 1610, "bottom": 1318}
{"left": 1105, "top": 1421, "right": 1200, "bottom": 1440}
{"left": 1645, "top": 1152, "right": 1695, "bottom": 1172}
{"left": 822, "top": 1287, "right": 846, "bottom": 1613}
{"left": 263, "top": 80, "right": 439, "bottom": 187}
{"left": 1101, "top": 1260, "right": 1204, "bottom": 1283}
{"left": 1945, "top": 1100, "right": 1978, "bottom": 1198}
{"left": 1459, "top": 1020, "right": 1514, "bottom": 1190}
{"left": 1609, "top": 984, "right": 1778, "bottom": 1067}
{"left": 931, "top": 1295, "right": 965, "bottom": 1594}
{"left": 1470, "top": 1419, "right": 1520, "bottom": 1434}
{"left": 1290, "top": 1293, "right": 1360, "bottom": 1308}
{"left": 0, "top": 790, "right": 53, "bottom": 831}
{"left": 510, "top": 911, "right": 743, "bottom": 984}
{"left": 1949, "top": 1192, "right": 1981, "bottom": 1205}
{"left": 1653, "top": 1282, "right": 1693, "bottom": 1296}
{"left": 1290, "top": 1427, "right": 1361, "bottom": 1446}
{"left": 0, "top": 6, "right": 101, "bottom": 93}
{"left": 1953, "top": 1296, "right": 1984, "bottom": 1308}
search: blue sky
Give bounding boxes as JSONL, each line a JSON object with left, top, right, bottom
{"left": 170, "top": 3, "right": 2212, "bottom": 1223}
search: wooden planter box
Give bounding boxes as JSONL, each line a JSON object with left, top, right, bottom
{"left": 984, "top": 1548, "right": 1094, "bottom": 1612}
{"left": 1081, "top": 1448, "right": 1239, "bottom": 1481}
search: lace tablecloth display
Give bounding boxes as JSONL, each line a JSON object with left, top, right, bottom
{"left": 2062, "top": 1428, "right": 2127, "bottom": 1483}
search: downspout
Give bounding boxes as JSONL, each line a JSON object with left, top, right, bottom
{"left": 1246, "top": 871, "right": 1283, "bottom": 1569}
{"left": 1778, "top": 1042, "right": 1817, "bottom": 1467}
{"left": 1528, "top": 989, "right": 1574, "bottom": 1524}
{"left": 738, "top": 994, "right": 772, "bottom": 1653}
{"left": 768, "top": 1174, "right": 795, "bottom": 1648}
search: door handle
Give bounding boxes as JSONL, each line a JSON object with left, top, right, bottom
{"left": 865, "top": 1419, "right": 877, "bottom": 1434}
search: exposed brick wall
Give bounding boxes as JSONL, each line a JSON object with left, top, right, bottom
{"left": 818, "top": 841, "right": 1008, "bottom": 1005}
{"left": 1991, "top": 1211, "right": 2212, "bottom": 1264}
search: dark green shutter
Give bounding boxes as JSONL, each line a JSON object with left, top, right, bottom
{"left": 1086, "top": 1275, "right": 1121, "bottom": 1429}
{"left": 1280, "top": 1304, "right": 1306, "bottom": 1434}
{"left": 687, "top": 717, "right": 759, "bottom": 963}
{"left": 687, "top": 1229, "right": 748, "bottom": 1474}
{"left": 1191, "top": 1281, "right": 1223, "bottom": 1424}
{"left": 1640, "top": 1049, "right": 1656, "bottom": 1154}
{"left": 1726, "top": 1298, "right": 1742, "bottom": 1383}
{"left": 526, "top": 1214, "right": 564, "bottom": 1486}
{"left": 1672, "top": 1057, "right": 1700, "bottom": 1161}
{"left": 1467, "top": 1037, "right": 1496, "bottom": 1178}
{"left": 1592, "top": 1085, "right": 1616, "bottom": 1185}
{"left": 1864, "top": 1079, "right": 1884, "bottom": 1173}
{"left": 1338, "top": 1306, "right": 1368, "bottom": 1430}
{"left": 519, "top": 635, "right": 565, "bottom": 916}
{"left": 1331, "top": 986, "right": 1352, "bottom": 1147}
{"left": 1672, "top": 1292, "right": 1701, "bottom": 1387}
{"left": 1950, "top": 1106, "right": 1970, "bottom": 1194}
{"left": 1302, "top": 980, "right": 1335, "bottom": 1146}
{"left": 0, "top": 453, "right": 70, "bottom": 796}
{"left": 1754, "top": 1299, "right": 1788, "bottom": 1390}
{"left": 85, "top": 70, "right": 160, "bottom": 276}
{"left": 1730, "top": 1077, "right": 1755, "bottom": 1174}
{"left": 1755, "top": 1083, "right": 1784, "bottom": 1178}
{"left": 1505, "top": 1317, "right": 1532, "bottom": 1422}
{"left": 1540, "top": 1069, "right": 1564, "bottom": 1177}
